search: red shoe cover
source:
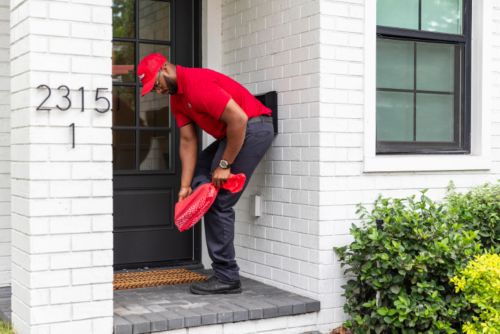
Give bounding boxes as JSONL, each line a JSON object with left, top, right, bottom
{"left": 221, "top": 173, "right": 246, "bottom": 193}
{"left": 174, "top": 173, "right": 246, "bottom": 232}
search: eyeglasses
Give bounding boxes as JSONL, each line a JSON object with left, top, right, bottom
{"left": 153, "top": 70, "right": 162, "bottom": 91}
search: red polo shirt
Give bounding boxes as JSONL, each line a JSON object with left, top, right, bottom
{"left": 170, "top": 65, "right": 272, "bottom": 140}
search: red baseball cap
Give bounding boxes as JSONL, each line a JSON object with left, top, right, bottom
{"left": 137, "top": 53, "right": 167, "bottom": 96}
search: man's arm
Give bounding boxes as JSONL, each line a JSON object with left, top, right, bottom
{"left": 211, "top": 98, "right": 248, "bottom": 187}
{"left": 178, "top": 123, "right": 197, "bottom": 200}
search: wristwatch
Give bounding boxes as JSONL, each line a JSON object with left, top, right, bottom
{"left": 218, "top": 159, "right": 231, "bottom": 169}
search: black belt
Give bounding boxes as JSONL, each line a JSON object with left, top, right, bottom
{"left": 248, "top": 115, "right": 273, "bottom": 124}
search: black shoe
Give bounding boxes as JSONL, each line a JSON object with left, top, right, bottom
{"left": 190, "top": 275, "right": 242, "bottom": 295}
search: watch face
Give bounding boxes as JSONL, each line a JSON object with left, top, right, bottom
{"left": 219, "top": 160, "right": 229, "bottom": 168}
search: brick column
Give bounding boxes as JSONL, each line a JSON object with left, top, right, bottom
{"left": 10, "top": 1, "right": 113, "bottom": 333}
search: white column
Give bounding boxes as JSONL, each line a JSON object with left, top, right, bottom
{"left": 0, "top": 0, "right": 11, "bottom": 288}
{"left": 10, "top": 1, "right": 113, "bottom": 333}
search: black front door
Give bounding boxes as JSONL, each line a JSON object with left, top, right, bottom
{"left": 112, "top": 0, "right": 200, "bottom": 270}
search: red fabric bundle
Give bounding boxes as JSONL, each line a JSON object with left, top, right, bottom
{"left": 174, "top": 173, "right": 246, "bottom": 232}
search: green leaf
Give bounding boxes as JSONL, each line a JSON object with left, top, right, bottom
{"left": 377, "top": 307, "right": 389, "bottom": 316}
{"left": 390, "top": 285, "right": 401, "bottom": 294}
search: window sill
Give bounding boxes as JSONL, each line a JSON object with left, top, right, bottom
{"left": 363, "top": 155, "right": 491, "bottom": 173}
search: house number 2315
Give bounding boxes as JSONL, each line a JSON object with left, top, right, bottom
{"left": 37, "top": 84, "right": 111, "bottom": 148}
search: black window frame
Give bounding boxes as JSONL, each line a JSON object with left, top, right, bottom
{"left": 376, "top": 0, "right": 472, "bottom": 155}
{"left": 112, "top": 0, "right": 175, "bottom": 173}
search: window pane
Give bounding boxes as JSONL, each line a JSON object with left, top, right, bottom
{"left": 422, "top": 0, "right": 462, "bottom": 34}
{"left": 139, "top": 131, "right": 170, "bottom": 171}
{"left": 377, "top": 0, "right": 419, "bottom": 30}
{"left": 113, "top": 0, "right": 135, "bottom": 38}
{"left": 113, "top": 130, "right": 136, "bottom": 170}
{"left": 377, "top": 91, "right": 414, "bottom": 141}
{"left": 139, "top": 44, "right": 170, "bottom": 63}
{"left": 113, "top": 87, "right": 136, "bottom": 127}
{"left": 416, "top": 93, "right": 454, "bottom": 142}
{"left": 139, "top": 91, "right": 170, "bottom": 128}
{"left": 416, "top": 42, "right": 456, "bottom": 92}
{"left": 139, "top": 0, "right": 171, "bottom": 41}
{"left": 112, "top": 42, "right": 135, "bottom": 83}
{"left": 377, "top": 38, "right": 414, "bottom": 90}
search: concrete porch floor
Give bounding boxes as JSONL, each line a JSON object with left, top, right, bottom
{"left": 0, "top": 270, "right": 321, "bottom": 334}
{"left": 113, "top": 269, "right": 320, "bottom": 333}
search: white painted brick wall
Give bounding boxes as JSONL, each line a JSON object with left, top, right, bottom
{"left": 220, "top": 0, "right": 500, "bottom": 332}
{"left": 317, "top": 0, "right": 500, "bottom": 328}
{"left": 9, "top": 1, "right": 113, "bottom": 334}
{"left": 493, "top": 2, "right": 500, "bottom": 173}
{"left": 221, "top": 0, "right": 329, "bottom": 331}
{"left": 0, "top": 0, "right": 10, "bottom": 288}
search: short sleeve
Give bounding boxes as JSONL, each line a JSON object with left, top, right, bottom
{"left": 200, "top": 82, "right": 232, "bottom": 120}
{"left": 170, "top": 96, "right": 192, "bottom": 128}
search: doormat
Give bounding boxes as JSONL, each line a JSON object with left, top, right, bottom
{"left": 113, "top": 268, "right": 208, "bottom": 290}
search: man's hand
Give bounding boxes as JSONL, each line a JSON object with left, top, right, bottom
{"left": 212, "top": 167, "right": 231, "bottom": 188}
{"left": 178, "top": 186, "right": 192, "bottom": 201}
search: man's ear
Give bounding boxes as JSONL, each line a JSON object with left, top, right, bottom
{"left": 162, "top": 63, "right": 171, "bottom": 74}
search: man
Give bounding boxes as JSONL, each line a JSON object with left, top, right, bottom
{"left": 137, "top": 53, "right": 274, "bottom": 294}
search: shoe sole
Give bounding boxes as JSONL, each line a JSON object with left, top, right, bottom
{"left": 190, "top": 286, "right": 242, "bottom": 295}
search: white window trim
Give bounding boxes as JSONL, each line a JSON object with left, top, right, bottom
{"left": 363, "top": 0, "right": 492, "bottom": 173}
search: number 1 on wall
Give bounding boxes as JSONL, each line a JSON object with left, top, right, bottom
{"left": 69, "top": 123, "right": 75, "bottom": 149}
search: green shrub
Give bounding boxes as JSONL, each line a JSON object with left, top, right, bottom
{"left": 451, "top": 253, "right": 500, "bottom": 334}
{"left": 0, "top": 321, "right": 14, "bottom": 334}
{"left": 446, "top": 181, "right": 500, "bottom": 252}
{"left": 335, "top": 191, "right": 481, "bottom": 333}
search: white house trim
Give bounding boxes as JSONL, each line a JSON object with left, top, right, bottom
{"left": 363, "top": 0, "right": 493, "bottom": 173}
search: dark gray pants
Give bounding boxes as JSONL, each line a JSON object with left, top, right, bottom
{"left": 191, "top": 117, "right": 274, "bottom": 283}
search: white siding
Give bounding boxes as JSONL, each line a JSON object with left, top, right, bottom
{"left": 9, "top": 1, "right": 113, "bottom": 333}
{"left": 0, "top": 0, "right": 10, "bottom": 288}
